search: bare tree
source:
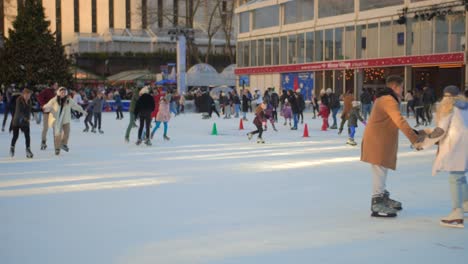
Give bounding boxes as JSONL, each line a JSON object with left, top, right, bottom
{"left": 203, "top": 0, "right": 222, "bottom": 63}
{"left": 218, "top": 0, "right": 235, "bottom": 64}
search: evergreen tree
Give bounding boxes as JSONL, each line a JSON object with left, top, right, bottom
{"left": 0, "top": 0, "right": 72, "bottom": 88}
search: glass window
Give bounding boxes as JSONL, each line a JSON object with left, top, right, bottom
{"left": 315, "top": 30, "right": 323, "bottom": 61}
{"left": 273, "top": 37, "right": 280, "bottom": 65}
{"left": 325, "top": 29, "right": 334, "bottom": 61}
{"left": 281, "top": 36, "right": 288, "bottom": 64}
{"left": 243, "top": 41, "right": 249, "bottom": 67}
{"left": 325, "top": 71, "right": 333, "bottom": 91}
{"left": 335, "top": 27, "right": 344, "bottom": 60}
{"left": 253, "top": 5, "right": 279, "bottom": 29}
{"left": 380, "top": 21, "right": 392, "bottom": 58}
{"left": 250, "top": 40, "right": 257, "bottom": 67}
{"left": 239, "top": 12, "right": 250, "bottom": 33}
{"left": 435, "top": 17, "right": 448, "bottom": 53}
{"left": 258, "top": 39, "right": 264, "bottom": 66}
{"left": 411, "top": 20, "right": 420, "bottom": 55}
{"left": 288, "top": 34, "right": 297, "bottom": 64}
{"left": 315, "top": 71, "right": 324, "bottom": 96}
{"left": 335, "top": 70, "right": 344, "bottom": 95}
{"left": 297, "top": 33, "right": 305, "bottom": 63}
{"left": 265, "top": 38, "right": 272, "bottom": 65}
{"left": 450, "top": 15, "right": 465, "bottom": 52}
{"left": 360, "top": 0, "right": 403, "bottom": 11}
{"left": 319, "top": 0, "right": 354, "bottom": 19}
{"left": 305, "top": 32, "right": 314, "bottom": 62}
{"left": 344, "top": 26, "right": 355, "bottom": 60}
{"left": 237, "top": 42, "right": 243, "bottom": 67}
{"left": 420, "top": 20, "right": 434, "bottom": 54}
{"left": 367, "top": 23, "right": 378, "bottom": 58}
{"left": 284, "top": 0, "right": 314, "bottom": 25}
{"left": 357, "top": 25, "right": 366, "bottom": 59}
{"left": 392, "top": 22, "right": 405, "bottom": 57}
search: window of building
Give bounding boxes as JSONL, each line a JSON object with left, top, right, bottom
{"left": 357, "top": 25, "right": 366, "bottom": 59}
{"left": 173, "top": 0, "right": 179, "bottom": 26}
{"left": 420, "top": 20, "right": 434, "bottom": 54}
{"left": 258, "top": 39, "right": 264, "bottom": 66}
{"left": 109, "top": 0, "right": 114, "bottom": 28}
{"left": 281, "top": 36, "right": 288, "bottom": 64}
{"left": 325, "top": 29, "right": 334, "bottom": 61}
{"left": 55, "top": 0, "right": 61, "bottom": 43}
{"left": 284, "top": 0, "right": 314, "bottom": 25}
{"left": 319, "top": 0, "right": 354, "bottom": 19}
{"left": 435, "top": 17, "right": 448, "bottom": 53}
{"left": 243, "top": 41, "right": 250, "bottom": 67}
{"left": 74, "top": 0, "right": 79, "bottom": 32}
{"left": 335, "top": 70, "right": 344, "bottom": 95}
{"left": 315, "top": 30, "right": 323, "bottom": 61}
{"left": 273, "top": 37, "right": 280, "bottom": 65}
{"left": 325, "top": 71, "right": 333, "bottom": 90}
{"left": 392, "top": 22, "right": 405, "bottom": 57}
{"left": 367, "top": 23, "right": 378, "bottom": 58}
{"left": 250, "top": 40, "right": 257, "bottom": 66}
{"left": 253, "top": 5, "right": 279, "bottom": 29}
{"left": 305, "top": 32, "right": 314, "bottom": 62}
{"left": 92, "top": 0, "right": 97, "bottom": 33}
{"left": 288, "top": 34, "right": 297, "bottom": 64}
{"left": 450, "top": 15, "right": 465, "bottom": 52}
{"left": 158, "top": 0, "right": 163, "bottom": 28}
{"left": 380, "top": 21, "right": 392, "bottom": 58}
{"left": 126, "top": 0, "right": 131, "bottom": 28}
{"left": 360, "top": 0, "right": 403, "bottom": 11}
{"left": 344, "top": 26, "right": 355, "bottom": 60}
{"left": 239, "top": 12, "right": 250, "bottom": 33}
{"left": 265, "top": 38, "right": 272, "bottom": 65}
{"left": 237, "top": 42, "right": 243, "bottom": 67}
{"left": 142, "top": 0, "right": 148, "bottom": 29}
{"left": 297, "top": 33, "right": 305, "bottom": 63}
{"left": 335, "top": 27, "right": 343, "bottom": 60}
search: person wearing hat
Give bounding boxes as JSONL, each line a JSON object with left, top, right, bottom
{"left": 43, "top": 87, "right": 86, "bottom": 155}
{"left": 425, "top": 85, "right": 468, "bottom": 228}
{"left": 9, "top": 88, "right": 34, "bottom": 158}
{"left": 361, "top": 75, "right": 425, "bottom": 218}
{"left": 346, "top": 101, "right": 366, "bottom": 146}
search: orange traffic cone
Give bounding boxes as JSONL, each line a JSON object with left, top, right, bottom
{"left": 303, "top": 124, "right": 310, "bottom": 137}
{"left": 239, "top": 118, "right": 244, "bottom": 130}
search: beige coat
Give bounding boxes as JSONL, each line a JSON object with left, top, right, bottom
{"left": 341, "top": 94, "right": 354, "bottom": 119}
{"left": 43, "top": 96, "right": 86, "bottom": 135}
{"left": 361, "top": 94, "right": 418, "bottom": 170}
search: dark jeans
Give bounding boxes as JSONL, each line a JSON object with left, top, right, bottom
{"left": 250, "top": 124, "right": 263, "bottom": 138}
{"left": 11, "top": 125, "right": 30, "bottom": 148}
{"left": 406, "top": 100, "right": 414, "bottom": 117}
{"left": 138, "top": 115, "right": 151, "bottom": 140}
{"left": 93, "top": 113, "right": 102, "bottom": 129}
{"left": 209, "top": 105, "right": 220, "bottom": 117}
{"left": 116, "top": 106, "right": 123, "bottom": 119}
{"left": 84, "top": 112, "right": 94, "bottom": 129}
{"left": 415, "top": 107, "right": 426, "bottom": 124}
{"left": 423, "top": 104, "right": 432, "bottom": 123}
{"left": 273, "top": 107, "right": 278, "bottom": 122}
{"left": 2, "top": 103, "right": 12, "bottom": 128}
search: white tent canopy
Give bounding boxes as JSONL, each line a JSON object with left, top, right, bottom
{"left": 220, "top": 64, "right": 236, "bottom": 87}
{"left": 186, "top": 63, "right": 235, "bottom": 87}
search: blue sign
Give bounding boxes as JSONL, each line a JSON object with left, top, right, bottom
{"left": 239, "top": 75, "right": 250, "bottom": 86}
{"left": 281, "top": 72, "right": 314, "bottom": 100}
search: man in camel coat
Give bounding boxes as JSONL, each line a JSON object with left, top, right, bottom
{"left": 361, "top": 75, "right": 424, "bottom": 218}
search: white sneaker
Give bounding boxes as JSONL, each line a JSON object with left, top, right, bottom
{"left": 440, "top": 208, "right": 464, "bottom": 228}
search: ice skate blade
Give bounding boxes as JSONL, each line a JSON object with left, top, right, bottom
{"left": 440, "top": 220, "right": 464, "bottom": 228}
{"left": 371, "top": 212, "right": 397, "bottom": 217}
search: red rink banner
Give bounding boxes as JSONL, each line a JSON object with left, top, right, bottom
{"left": 234, "top": 53, "right": 465, "bottom": 75}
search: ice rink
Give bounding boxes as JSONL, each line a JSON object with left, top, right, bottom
{"left": 1, "top": 111, "right": 467, "bottom": 264}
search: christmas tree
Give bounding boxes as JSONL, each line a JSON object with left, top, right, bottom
{"left": 0, "top": 0, "right": 72, "bottom": 89}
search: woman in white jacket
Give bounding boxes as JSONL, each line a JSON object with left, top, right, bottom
{"left": 43, "top": 87, "right": 86, "bottom": 155}
{"left": 426, "top": 86, "right": 468, "bottom": 228}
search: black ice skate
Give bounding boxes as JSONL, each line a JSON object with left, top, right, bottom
{"left": 61, "top": 145, "right": 69, "bottom": 152}
{"left": 257, "top": 138, "right": 265, "bottom": 144}
{"left": 371, "top": 195, "right": 398, "bottom": 217}
{"left": 383, "top": 190, "right": 402, "bottom": 210}
{"left": 136, "top": 139, "right": 142, "bottom": 145}
{"left": 145, "top": 139, "right": 152, "bottom": 146}
{"left": 26, "top": 148, "right": 33, "bottom": 158}
{"left": 83, "top": 128, "right": 89, "bottom": 132}
{"left": 91, "top": 128, "right": 96, "bottom": 133}
{"left": 40, "top": 141, "right": 47, "bottom": 150}
{"left": 163, "top": 135, "right": 170, "bottom": 141}
{"left": 99, "top": 130, "right": 104, "bottom": 134}
{"left": 9, "top": 146, "right": 14, "bottom": 157}
{"left": 55, "top": 149, "right": 60, "bottom": 155}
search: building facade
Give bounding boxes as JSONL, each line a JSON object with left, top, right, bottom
{"left": 1, "top": 0, "right": 236, "bottom": 55}
{"left": 234, "top": 0, "right": 467, "bottom": 100}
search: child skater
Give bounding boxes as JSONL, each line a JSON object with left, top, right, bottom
{"left": 247, "top": 102, "right": 267, "bottom": 143}
{"left": 281, "top": 98, "right": 292, "bottom": 127}
{"left": 318, "top": 101, "right": 330, "bottom": 131}
{"left": 346, "top": 101, "right": 366, "bottom": 146}
{"left": 264, "top": 103, "right": 277, "bottom": 132}
{"left": 419, "top": 86, "right": 468, "bottom": 228}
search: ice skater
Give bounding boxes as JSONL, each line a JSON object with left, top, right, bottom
{"left": 247, "top": 102, "right": 267, "bottom": 143}
{"left": 150, "top": 95, "right": 171, "bottom": 141}
{"left": 318, "top": 101, "right": 330, "bottom": 131}
{"left": 9, "top": 88, "right": 34, "bottom": 158}
{"left": 281, "top": 99, "right": 292, "bottom": 127}
{"left": 134, "top": 86, "right": 155, "bottom": 146}
{"left": 346, "top": 101, "right": 366, "bottom": 146}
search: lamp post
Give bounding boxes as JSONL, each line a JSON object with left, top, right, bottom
{"left": 168, "top": 27, "right": 194, "bottom": 95}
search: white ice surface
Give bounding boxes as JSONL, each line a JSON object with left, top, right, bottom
{"left": 0, "top": 112, "right": 467, "bottom": 264}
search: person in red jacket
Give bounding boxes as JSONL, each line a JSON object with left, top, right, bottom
{"left": 37, "top": 82, "right": 58, "bottom": 150}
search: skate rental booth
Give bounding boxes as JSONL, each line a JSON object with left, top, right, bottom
{"left": 234, "top": 0, "right": 468, "bottom": 99}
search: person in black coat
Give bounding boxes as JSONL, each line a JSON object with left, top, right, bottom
{"left": 134, "top": 86, "right": 155, "bottom": 145}
{"left": 296, "top": 89, "right": 306, "bottom": 124}
{"left": 241, "top": 89, "right": 250, "bottom": 121}
{"left": 287, "top": 90, "right": 299, "bottom": 130}
{"left": 10, "top": 88, "right": 34, "bottom": 158}
{"left": 270, "top": 89, "right": 280, "bottom": 122}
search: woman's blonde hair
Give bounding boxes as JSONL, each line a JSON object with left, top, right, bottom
{"left": 435, "top": 94, "right": 466, "bottom": 123}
